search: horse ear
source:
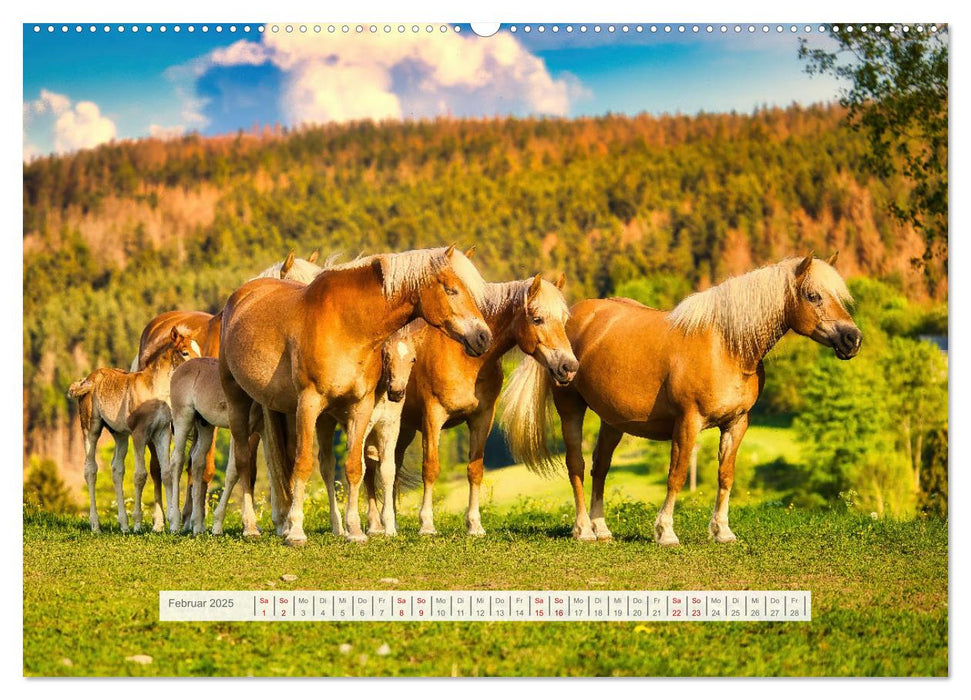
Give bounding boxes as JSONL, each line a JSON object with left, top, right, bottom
{"left": 464, "top": 245, "right": 476, "bottom": 260}
{"left": 528, "top": 274, "right": 543, "bottom": 299}
{"left": 795, "top": 252, "right": 814, "bottom": 279}
{"left": 169, "top": 326, "right": 183, "bottom": 343}
{"left": 307, "top": 250, "right": 319, "bottom": 264}
{"left": 445, "top": 244, "right": 456, "bottom": 258}
{"left": 555, "top": 272, "right": 566, "bottom": 290}
{"left": 826, "top": 250, "right": 839, "bottom": 267}
{"left": 281, "top": 251, "right": 295, "bottom": 278}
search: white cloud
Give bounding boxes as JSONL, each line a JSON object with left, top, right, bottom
{"left": 149, "top": 124, "right": 186, "bottom": 139}
{"left": 173, "top": 29, "right": 585, "bottom": 128}
{"left": 53, "top": 101, "right": 116, "bottom": 153}
{"left": 23, "top": 90, "right": 116, "bottom": 157}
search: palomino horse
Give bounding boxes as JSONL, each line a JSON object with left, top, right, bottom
{"left": 386, "top": 274, "right": 578, "bottom": 536}
{"left": 136, "top": 251, "right": 323, "bottom": 527}
{"left": 502, "top": 254, "right": 862, "bottom": 545}
{"left": 68, "top": 328, "right": 200, "bottom": 532}
{"left": 219, "top": 246, "right": 491, "bottom": 544}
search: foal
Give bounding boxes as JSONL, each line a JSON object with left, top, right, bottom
{"left": 502, "top": 254, "right": 862, "bottom": 544}
{"left": 68, "top": 328, "right": 199, "bottom": 532}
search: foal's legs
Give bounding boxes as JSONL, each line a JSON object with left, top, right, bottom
{"left": 81, "top": 418, "right": 104, "bottom": 533}
{"left": 418, "top": 404, "right": 448, "bottom": 535}
{"left": 373, "top": 412, "right": 403, "bottom": 536}
{"left": 131, "top": 437, "right": 150, "bottom": 533}
{"left": 107, "top": 430, "right": 130, "bottom": 533}
{"left": 211, "top": 435, "right": 235, "bottom": 536}
{"left": 654, "top": 412, "right": 703, "bottom": 547}
{"left": 553, "top": 389, "right": 592, "bottom": 541}
{"left": 148, "top": 443, "right": 164, "bottom": 531}
{"left": 589, "top": 423, "right": 624, "bottom": 541}
{"left": 710, "top": 414, "right": 749, "bottom": 544}
{"left": 168, "top": 409, "right": 194, "bottom": 530}
{"left": 364, "top": 431, "right": 384, "bottom": 534}
{"left": 190, "top": 423, "right": 215, "bottom": 535}
{"left": 465, "top": 407, "right": 496, "bottom": 536}
{"left": 316, "top": 414, "right": 344, "bottom": 536}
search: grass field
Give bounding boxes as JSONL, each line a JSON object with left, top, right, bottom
{"left": 23, "top": 497, "right": 948, "bottom": 677}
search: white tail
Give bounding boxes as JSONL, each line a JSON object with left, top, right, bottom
{"left": 499, "top": 355, "right": 562, "bottom": 476}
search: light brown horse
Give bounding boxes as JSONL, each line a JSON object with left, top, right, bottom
{"left": 68, "top": 328, "right": 199, "bottom": 533}
{"left": 386, "top": 274, "right": 578, "bottom": 536}
{"left": 219, "top": 246, "right": 492, "bottom": 544}
{"left": 135, "top": 251, "right": 323, "bottom": 525}
{"left": 502, "top": 254, "right": 862, "bottom": 545}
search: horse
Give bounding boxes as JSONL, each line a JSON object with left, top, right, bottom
{"left": 501, "top": 253, "right": 862, "bottom": 545}
{"left": 167, "top": 357, "right": 263, "bottom": 535}
{"left": 384, "top": 273, "right": 578, "bottom": 536}
{"left": 67, "top": 328, "right": 200, "bottom": 533}
{"left": 219, "top": 246, "right": 492, "bottom": 544}
{"left": 135, "top": 251, "right": 324, "bottom": 527}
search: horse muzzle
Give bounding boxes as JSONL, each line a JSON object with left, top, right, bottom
{"left": 388, "top": 387, "right": 406, "bottom": 402}
{"left": 548, "top": 352, "right": 579, "bottom": 386}
{"left": 460, "top": 322, "right": 492, "bottom": 358}
{"left": 831, "top": 324, "right": 862, "bottom": 360}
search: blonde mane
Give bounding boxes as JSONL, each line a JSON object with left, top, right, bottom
{"left": 251, "top": 256, "right": 330, "bottom": 284}
{"left": 329, "top": 247, "right": 485, "bottom": 304}
{"left": 668, "top": 257, "right": 852, "bottom": 362}
{"left": 481, "top": 279, "right": 570, "bottom": 322}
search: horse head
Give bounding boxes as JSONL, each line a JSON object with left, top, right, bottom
{"left": 515, "top": 273, "right": 578, "bottom": 386}
{"left": 788, "top": 252, "right": 862, "bottom": 360}
{"left": 414, "top": 245, "right": 492, "bottom": 357}
{"left": 381, "top": 330, "right": 418, "bottom": 402}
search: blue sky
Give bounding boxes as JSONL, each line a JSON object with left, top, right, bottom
{"left": 22, "top": 23, "right": 843, "bottom": 158}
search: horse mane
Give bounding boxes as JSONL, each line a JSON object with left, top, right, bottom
{"left": 668, "top": 257, "right": 852, "bottom": 362}
{"left": 328, "top": 247, "right": 486, "bottom": 305}
{"left": 480, "top": 279, "right": 570, "bottom": 322}
{"left": 251, "top": 256, "right": 332, "bottom": 284}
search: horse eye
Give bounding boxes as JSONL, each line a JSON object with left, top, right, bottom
{"left": 806, "top": 291, "right": 822, "bottom": 303}
{"left": 444, "top": 285, "right": 458, "bottom": 296}
{"left": 532, "top": 316, "right": 544, "bottom": 326}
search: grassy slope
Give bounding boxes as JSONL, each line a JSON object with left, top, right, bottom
{"left": 23, "top": 502, "right": 947, "bottom": 677}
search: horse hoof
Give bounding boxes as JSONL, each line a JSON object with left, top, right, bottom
{"left": 368, "top": 526, "right": 386, "bottom": 535}
{"left": 573, "top": 528, "right": 596, "bottom": 542}
{"left": 211, "top": 525, "right": 224, "bottom": 536}
{"left": 418, "top": 527, "right": 438, "bottom": 536}
{"left": 713, "top": 532, "right": 737, "bottom": 544}
{"left": 243, "top": 528, "right": 261, "bottom": 539}
{"left": 132, "top": 524, "right": 142, "bottom": 534}
{"left": 467, "top": 525, "right": 486, "bottom": 537}
{"left": 345, "top": 532, "right": 368, "bottom": 543}
{"left": 657, "top": 535, "right": 680, "bottom": 547}
{"left": 285, "top": 536, "right": 308, "bottom": 547}
{"left": 596, "top": 532, "right": 614, "bottom": 542}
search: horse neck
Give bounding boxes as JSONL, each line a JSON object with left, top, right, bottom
{"left": 480, "top": 297, "right": 521, "bottom": 363}
{"left": 137, "top": 354, "right": 176, "bottom": 396}
{"left": 307, "top": 265, "right": 417, "bottom": 350}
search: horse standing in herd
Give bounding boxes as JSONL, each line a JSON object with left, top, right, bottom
{"left": 219, "top": 246, "right": 491, "bottom": 544}
{"left": 68, "top": 245, "right": 861, "bottom": 546}
{"left": 502, "top": 253, "right": 861, "bottom": 545}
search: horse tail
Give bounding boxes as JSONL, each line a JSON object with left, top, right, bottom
{"left": 260, "top": 405, "right": 292, "bottom": 504}
{"left": 499, "top": 354, "right": 561, "bottom": 476}
{"left": 67, "top": 376, "right": 95, "bottom": 399}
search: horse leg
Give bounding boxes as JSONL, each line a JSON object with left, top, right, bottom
{"left": 132, "top": 435, "right": 149, "bottom": 533}
{"left": 184, "top": 427, "right": 217, "bottom": 528}
{"left": 154, "top": 422, "right": 178, "bottom": 533}
{"left": 364, "top": 431, "right": 384, "bottom": 534}
{"left": 418, "top": 405, "right": 448, "bottom": 536}
{"left": 222, "top": 371, "right": 259, "bottom": 537}
{"left": 554, "top": 389, "right": 592, "bottom": 541}
{"left": 376, "top": 412, "right": 402, "bottom": 536}
{"left": 109, "top": 432, "right": 130, "bottom": 533}
{"left": 211, "top": 434, "right": 237, "bottom": 536}
{"left": 589, "top": 423, "right": 624, "bottom": 541}
{"left": 341, "top": 398, "right": 375, "bottom": 543}
{"left": 316, "top": 415, "right": 344, "bottom": 536}
{"left": 169, "top": 408, "right": 193, "bottom": 532}
{"left": 654, "top": 412, "right": 703, "bottom": 547}
{"left": 465, "top": 407, "right": 495, "bottom": 536}
{"left": 190, "top": 423, "right": 215, "bottom": 535}
{"left": 393, "top": 424, "right": 417, "bottom": 519}
{"left": 265, "top": 411, "right": 294, "bottom": 538}
{"left": 283, "top": 391, "right": 324, "bottom": 545}
{"left": 146, "top": 441, "right": 166, "bottom": 533}
{"left": 81, "top": 418, "right": 103, "bottom": 533}
{"left": 710, "top": 414, "right": 749, "bottom": 544}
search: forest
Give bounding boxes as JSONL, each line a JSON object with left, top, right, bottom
{"left": 22, "top": 103, "right": 948, "bottom": 518}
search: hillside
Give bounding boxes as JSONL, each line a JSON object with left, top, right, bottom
{"left": 22, "top": 104, "right": 945, "bottom": 484}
